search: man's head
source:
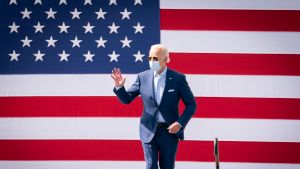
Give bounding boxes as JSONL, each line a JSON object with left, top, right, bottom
{"left": 148, "top": 44, "right": 170, "bottom": 74}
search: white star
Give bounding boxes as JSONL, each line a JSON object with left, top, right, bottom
{"left": 70, "top": 8, "right": 81, "bottom": 19}
{"left": 109, "top": 0, "right": 117, "bottom": 6}
{"left": 58, "top": 50, "right": 70, "bottom": 62}
{"left": 120, "top": 8, "right": 132, "bottom": 20}
{"left": 133, "top": 50, "right": 144, "bottom": 62}
{"left": 33, "top": 50, "right": 45, "bottom": 62}
{"left": 33, "top": 22, "right": 45, "bottom": 33}
{"left": 108, "top": 22, "right": 120, "bottom": 34}
{"left": 95, "top": 8, "right": 107, "bottom": 20}
{"left": 59, "top": 0, "right": 67, "bottom": 5}
{"left": 108, "top": 51, "right": 120, "bottom": 62}
{"left": 133, "top": 22, "right": 145, "bottom": 34}
{"left": 83, "top": 22, "right": 94, "bottom": 34}
{"left": 70, "top": 36, "right": 82, "bottom": 48}
{"left": 34, "top": 0, "right": 42, "bottom": 5}
{"left": 95, "top": 36, "right": 107, "bottom": 48}
{"left": 45, "top": 8, "right": 57, "bottom": 19}
{"left": 9, "top": 0, "right": 17, "bottom": 5}
{"left": 46, "top": 36, "right": 57, "bottom": 47}
{"left": 8, "top": 22, "right": 20, "bottom": 33}
{"left": 21, "top": 8, "right": 32, "bottom": 19}
{"left": 58, "top": 22, "right": 70, "bottom": 33}
{"left": 83, "top": 51, "right": 95, "bottom": 62}
{"left": 84, "top": 0, "right": 92, "bottom": 5}
{"left": 134, "top": 0, "right": 142, "bottom": 5}
{"left": 120, "top": 36, "right": 132, "bottom": 48}
{"left": 9, "top": 50, "right": 20, "bottom": 61}
{"left": 21, "top": 36, "right": 32, "bottom": 47}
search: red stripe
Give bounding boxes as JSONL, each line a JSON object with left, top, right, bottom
{"left": 187, "top": 97, "right": 300, "bottom": 120}
{"left": 1, "top": 96, "right": 300, "bottom": 119}
{"left": 218, "top": 141, "right": 300, "bottom": 163}
{"left": 168, "top": 53, "right": 300, "bottom": 75}
{"left": 0, "top": 140, "right": 299, "bottom": 163}
{"left": 160, "top": 9, "right": 300, "bottom": 31}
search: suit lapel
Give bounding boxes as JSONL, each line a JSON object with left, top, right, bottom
{"left": 159, "top": 68, "right": 172, "bottom": 107}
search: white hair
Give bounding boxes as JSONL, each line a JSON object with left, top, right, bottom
{"left": 150, "top": 44, "right": 170, "bottom": 63}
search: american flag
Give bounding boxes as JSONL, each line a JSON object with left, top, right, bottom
{"left": 1, "top": 0, "right": 300, "bottom": 169}
{"left": 0, "top": 0, "right": 159, "bottom": 73}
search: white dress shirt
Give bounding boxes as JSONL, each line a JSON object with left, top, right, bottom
{"left": 154, "top": 67, "right": 167, "bottom": 122}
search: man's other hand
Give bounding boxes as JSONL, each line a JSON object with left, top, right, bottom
{"left": 167, "top": 121, "right": 182, "bottom": 134}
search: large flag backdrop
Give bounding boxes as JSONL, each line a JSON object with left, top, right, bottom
{"left": 1, "top": 0, "right": 300, "bottom": 168}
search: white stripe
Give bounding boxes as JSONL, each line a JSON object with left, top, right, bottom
{"left": 0, "top": 118, "right": 299, "bottom": 142}
{"left": 161, "top": 31, "right": 300, "bottom": 54}
{"left": 0, "top": 161, "right": 300, "bottom": 169}
{"left": 187, "top": 75, "right": 300, "bottom": 98}
{"left": 1, "top": 74, "right": 300, "bottom": 98}
{"left": 160, "top": 0, "right": 300, "bottom": 10}
{"left": 186, "top": 118, "right": 300, "bottom": 142}
{"left": 221, "top": 163, "right": 300, "bottom": 169}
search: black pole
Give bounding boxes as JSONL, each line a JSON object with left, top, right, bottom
{"left": 214, "top": 137, "right": 220, "bottom": 169}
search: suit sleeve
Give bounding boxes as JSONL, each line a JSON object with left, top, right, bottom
{"left": 113, "top": 75, "right": 140, "bottom": 104}
{"left": 177, "top": 75, "right": 197, "bottom": 128}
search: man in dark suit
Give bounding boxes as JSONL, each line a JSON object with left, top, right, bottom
{"left": 111, "top": 44, "right": 197, "bottom": 169}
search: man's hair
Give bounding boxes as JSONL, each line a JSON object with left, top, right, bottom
{"left": 150, "top": 44, "right": 170, "bottom": 63}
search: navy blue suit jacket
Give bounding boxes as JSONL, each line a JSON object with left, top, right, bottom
{"left": 113, "top": 68, "right": 197, "bottom": 143}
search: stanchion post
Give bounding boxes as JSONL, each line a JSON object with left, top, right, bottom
{"left": 214, "top": 137, "right": 220, "bottom": 169}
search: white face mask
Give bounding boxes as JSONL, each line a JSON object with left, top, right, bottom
{"left": 149, "top": 61, "right": 161, "bottom": 73}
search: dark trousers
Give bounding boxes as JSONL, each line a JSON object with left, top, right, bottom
{"left": 142, "top": 127, "right": 179, "bottom": 169}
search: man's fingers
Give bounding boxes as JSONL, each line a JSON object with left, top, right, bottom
{"left": 111, "top": 68, "right": 125, "bottom": 88}
{"left": 168, "top": 124, "right": 174, "bottom": 133}
{"left": 167, "top": 123, "right": 180, "bottom": 134}
{"left": 112, "top": 68, "right": 122, "bottom": 78}
{"left": 114, "top": 68, "right": 119, "bottom": 74}
{"left": 112, "top": 68, "right": 119, "bottom": 74}
{"left": 113, "top": 68, "right": 122, "bottom": 78}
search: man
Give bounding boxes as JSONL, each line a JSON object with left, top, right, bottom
{"left": 111, "top": 44, "right": 197, "bottom": 169}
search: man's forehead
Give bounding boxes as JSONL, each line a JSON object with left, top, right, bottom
{"left": 149, "top": 47, "right": 162, "bottom": 54}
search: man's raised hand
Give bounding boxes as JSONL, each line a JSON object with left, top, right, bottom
{"left": 111, "top": 68, "right": 126, "bottom": 87}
